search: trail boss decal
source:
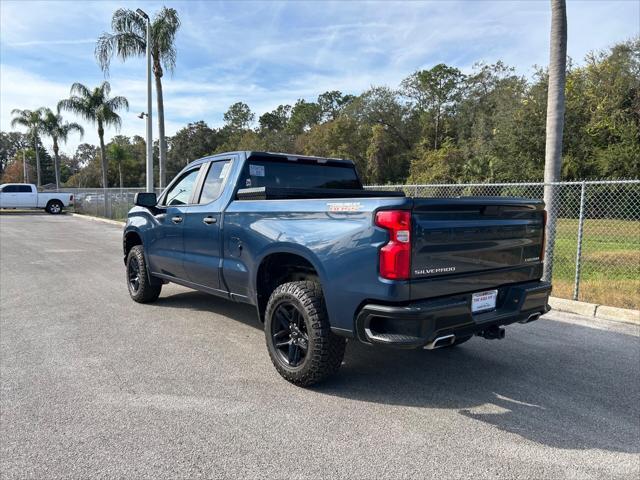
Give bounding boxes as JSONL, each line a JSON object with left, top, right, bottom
{"left": 327, "top": 202, "right": 362, "bottom": 212}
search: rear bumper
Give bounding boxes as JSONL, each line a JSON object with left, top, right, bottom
{"left": 355, "top": 281, "right": 551, "bottom": 348}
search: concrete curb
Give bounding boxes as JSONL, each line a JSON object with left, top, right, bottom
{"left": 549, "top": 297, "right": 639, "bottom": 326}
{"left": 70, "top": 213, "right": 125, "bottom": 227}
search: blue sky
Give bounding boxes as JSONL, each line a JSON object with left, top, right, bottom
{"left": 1, "top": 0, "right": 638, "bottom": 154}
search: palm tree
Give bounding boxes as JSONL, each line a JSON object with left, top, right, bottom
{"left": 96, "top": 7, "right": 180, "bottom": 189}
{"left": 42, "top": 109, "right": 84, "bottom": 189}
{"left": 107, "top": 141, "right": 129, "bottom": 190}
{"left": 542, "top": 0, "right": 568, "bottom": 282}
{"left": 58, "top": 81, "right": 128, "bottom": 191}
{"left": 10, "top": 108, "right": 46, "bottom": 187}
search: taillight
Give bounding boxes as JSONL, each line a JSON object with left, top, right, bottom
{"left": 375, "top": 210, "right": 411, "bottom": 280}
{"left": 70, "top": 194, "right": 74, "bottom": 203}
{"left": 540, "top": 210, "right": 547, "bottom": 261}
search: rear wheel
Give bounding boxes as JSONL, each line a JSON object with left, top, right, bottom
{"left": 265, "top": 281, "right": 346, "bottom": 387}
{"left": 46, "top": 200, "right": 63, "bottom": 214}
{"left": 126, "top": 245, "right": 161, "bottom": 303}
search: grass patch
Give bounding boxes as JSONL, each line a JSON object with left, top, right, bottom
{"left": 551, "top": 218, "right": 639, "bottom": 309}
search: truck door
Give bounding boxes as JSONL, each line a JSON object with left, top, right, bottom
{"left": 182, "top": 159, "right": 233, "bottom": 293}
{"left": 146, "top": 166, "right": 202, "bottom": 280}
{"left": 18, "top": 185, "right": 38, "bottom": 207}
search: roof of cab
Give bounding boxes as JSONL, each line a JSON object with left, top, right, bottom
{"left": 188, "top": 151, "right": 354, "bottom": 167}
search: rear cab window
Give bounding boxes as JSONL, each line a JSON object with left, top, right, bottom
{"left": 240, "top": 156, "right": 362, "bottom": 190}
{"left": 198, "top": 160, "right": 232, "bottom": 204}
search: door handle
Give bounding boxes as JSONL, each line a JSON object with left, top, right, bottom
{"left": 171, "top": 216, "right": 183, "bottom": 224}
{"left": 203, "top": 216, "right": 217, "bottom": 225}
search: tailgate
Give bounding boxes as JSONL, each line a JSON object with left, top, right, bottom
{"left": 411, "top": 198, "right": 545, "bottom": 281}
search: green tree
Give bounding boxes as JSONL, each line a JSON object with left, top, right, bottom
{"left": 0, "top": 131, "right": 29, "bottom": 177}
{"left": 10, "top": 108, "right": 46, "bottom": 187}
{"left": 402, "top": 64, "right": 464, "bottom": 148}
{"left": 167, "top": 121, "right": 222, "bottom": 177}
{"left": 41, "top": 108, "right": 84, "bottom": 189}
{"left": 223, "top": 102, "right": 254, "bottom": 132}
{"left": 58, "top": 81, "right": 129, "bottom": 190}
{"left": 317, "top": 91, "right": 355, "bottom": 121}
{"left": 96, "top": 7, "right": 180, "bottom": 188}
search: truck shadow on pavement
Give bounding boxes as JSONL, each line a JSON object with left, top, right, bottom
{"left": 155, "top": 291, "right": 639, "bottom": 455}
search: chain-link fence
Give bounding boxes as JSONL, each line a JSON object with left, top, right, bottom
{"left": 64, "top": 180, "right": 639, "bottom": 309}
{"left": 366, "top": 180, "right": 640, "bottom": 310}
{"left": 65, "top": 188, "right": 163, "bottom": 220}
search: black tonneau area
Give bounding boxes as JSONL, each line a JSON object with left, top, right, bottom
{"left": 236, "top": 186, "right": 405, "bottom": 200}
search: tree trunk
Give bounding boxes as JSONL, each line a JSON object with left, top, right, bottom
{"left": 98, "top": 120, "right": 110, "bottom": 217}
{"left": 542, "top": 0, "right": 567, "bottom": 282}
{"left": 154, "top": 58, "right": 167, "bottom": 189}
{"left": 53, "top": 137, "right": 60, "bottom": 190}
{"left": 34, "top": 132, "right": 41, "bottom": 187}
{"left": 118, "top": 162, "right": 123, "bottom": 190}
{"left": 434, "top": 112, "right": 439, "bottom": 150}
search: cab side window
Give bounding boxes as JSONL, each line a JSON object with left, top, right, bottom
{"left": 198, "top": 160, "right": 231, "bottom": 204}
{"left": 163, "top": 168, "right": 200, "bottom": 206}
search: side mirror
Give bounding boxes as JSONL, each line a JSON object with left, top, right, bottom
{"left": 134, "top": 192, "right": 157, "bottom": 208}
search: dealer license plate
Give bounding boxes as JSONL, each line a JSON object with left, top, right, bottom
{"left": 472, "top": 290, "right": 498, "bottom": 313}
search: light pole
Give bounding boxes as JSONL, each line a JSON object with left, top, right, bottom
{"left": 136, "top": 8, "right": 153, "bottom": 193}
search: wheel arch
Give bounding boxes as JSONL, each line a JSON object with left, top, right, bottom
{"left": 254, "top": 248, "right": 327, "bottom": 323}
{"left": 123, "top": 230, "right": 143, "bottom": 264}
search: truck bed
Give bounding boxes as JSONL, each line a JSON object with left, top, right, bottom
{"left": 236, "top": 186, "right": 405, "bottom": 200}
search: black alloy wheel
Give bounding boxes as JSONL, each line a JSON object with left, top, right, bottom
{"left": 270, "top": 301, "right": 309, "bottom": 368}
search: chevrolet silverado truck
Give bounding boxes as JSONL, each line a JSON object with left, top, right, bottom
{"left": 0, "top": 183, "right": 74, "bottom": 214}
{"left": 123, "top": 151, "right": 551, "bottom": 386}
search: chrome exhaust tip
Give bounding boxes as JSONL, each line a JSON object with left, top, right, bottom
{"left": 424, "top": 334, "right": 456, "bottom": 350}
{"left": 520, "top": 313, "right": 542, "bottom": 324}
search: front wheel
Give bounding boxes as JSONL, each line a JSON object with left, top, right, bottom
{"left": 265, "top": 281, "right": 346, "bottom": 387}
{"left": 126, "top": 245, "right": 162, "bottom": 303}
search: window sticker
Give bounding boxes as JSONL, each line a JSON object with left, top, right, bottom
{"left": 245, "top": 178, "right": 252, "bottom": 187}
{"left": 249, "top": 164, "right": 265, "bottom": 177}
{"left": 219, "top": 162, "right": 231, "bottom": 179}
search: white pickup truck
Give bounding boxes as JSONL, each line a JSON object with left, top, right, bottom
{"left": 0, "top": 183, "right": 74, "bottom": 214}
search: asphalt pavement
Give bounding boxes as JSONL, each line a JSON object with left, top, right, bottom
{"left": 1, "top": 213, "right": 638, "bottom": 479}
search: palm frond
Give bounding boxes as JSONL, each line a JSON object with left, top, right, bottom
{"left": 99, "top": 80, "right": 112, "bottom": 97}
{"left": 111, "top": 8, "right": 146, "bottom": 37}
{"left": 58, "top": 98, "right": 96, "bottom": 124}
{"left": 96, "top": 31, "right": 145, "bottom": 74}
{"left": 99, "top": 106, "right": 123, "bottom": 131}
{"left": 70, "top": 82, "right": 91, "bottom": 98}
{"left": 105, "top": 95, "right": 129, "bottom": 112}
{"left": 67, "top": 122, "right": 85, "bottom": 138}
{"left": 152, "top": 7, "right": 181, "bottom": 74}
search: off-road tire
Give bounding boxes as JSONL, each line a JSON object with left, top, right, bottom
{"left": 265, "top": 281, "right": 346, "bottom": 387}
{"left": 46, "top": 200, "right": 63, "bottom": 214}
{"left": 126, "top": 245, "right": 162, "bottom": 303}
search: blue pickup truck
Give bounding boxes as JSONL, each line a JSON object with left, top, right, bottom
{"left": 124, "top": 151, "right": 551, "bottom": 386}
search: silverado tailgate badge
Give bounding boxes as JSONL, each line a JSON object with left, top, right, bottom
{"left": 414, "top": 266, "right": 456, "bottom": 275}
